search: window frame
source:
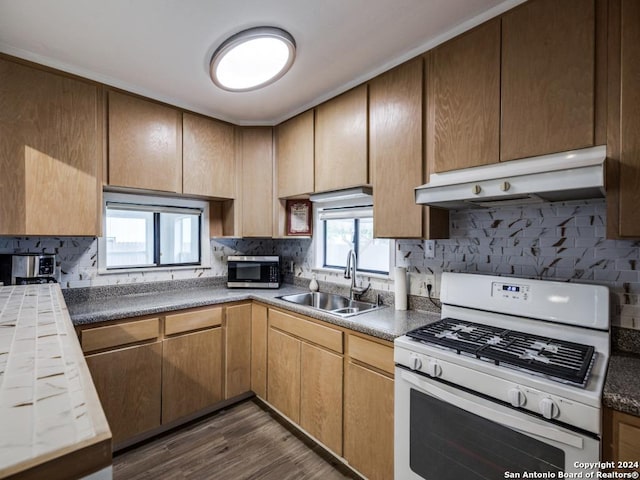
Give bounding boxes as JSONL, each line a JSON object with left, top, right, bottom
{"left": 313, "top": 202, "right": 393, "bottom": 278}
{"left": 98, "top": 192, "right": 211, "bottom": 274}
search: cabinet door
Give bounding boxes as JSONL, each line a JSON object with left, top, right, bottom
{"left": 344, "top": 361, "right": 394, "bottom": 480}
{"left": 240, "top": 127, "right": 273, "bottom": 237}
{"left": 183, "top": 113, "right": 235, "bottom": 198}
{"left": 300, "top": 343, "right": 343, "bottom": 455}
{"left": 86, "top": 342, "right": 162, "bottom": 446}
{"left": 276, "top": 110, "right": 314, "bottom": 198}
{"left": 162, "top": 328, "right": 222, "bottom": 424}
{"left": 501, "top": 0, "right": 595, "bottom": 161}
{"left": 314, "top": 85, "right": 368, "bottom": 192}
{"left": 428, "top": 19, "right": 500, "bottom": 173}
{"left": 613, "top": 0, "right": 640, "bottom": 238}
{"left": 251, "top": 303, "right": 268, "bottom": 399}
{"left": 267, "top": 327, "right": 301, "bottom": 423}
{"left": 370, "top": 58, "right": 424, "bottom": 238}
{"left": 224, "top": 303, "right": 252, "bottom": 398}
{"left": 0, "top": 58, "right": 100, "bottom": 236}
{"left": 108, "top": 91, "right": 182, "bottom": 193}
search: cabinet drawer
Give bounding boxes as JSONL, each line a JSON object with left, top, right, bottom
{"left": 165, "top": 307, "right": 222, "bottom": 336}
{"left": 269, "top": 309, "right": 343, "bottom": 353}
{"left": 348, "top": 335, "right": 394, "bottom": 375}
{"left": 82, "top": 318, "right": 160, "bottom": 353}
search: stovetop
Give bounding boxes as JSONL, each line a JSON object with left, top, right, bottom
{"left": 406, "top": 318, "right": 596, "bottom": 387}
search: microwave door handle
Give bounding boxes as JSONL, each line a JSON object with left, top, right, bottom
{"left": 400, "top": 371, "right": 584, "bottom": 450}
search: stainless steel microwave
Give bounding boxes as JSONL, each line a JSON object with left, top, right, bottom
{"left": 227, "top": 255, "right": 280, "bottom": 289}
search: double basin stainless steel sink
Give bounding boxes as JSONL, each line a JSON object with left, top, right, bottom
{"left": 277, "top": 291, "right": 383, "bottom": 318}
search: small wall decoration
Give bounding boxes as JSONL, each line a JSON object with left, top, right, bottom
{"left": 286, "top": 199, "right": 312, "bottom": 236}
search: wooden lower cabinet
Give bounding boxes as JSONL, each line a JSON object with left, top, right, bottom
{"left": 344, "top": 334, "right": 395, "bottom": 480}
{"left": 344, "top": 361, "right": 394, "bottom": 480}
{"left": 267, "top": 308, "right": 344, "bottom": 455}
{"left": 604, "top": 407, "right": 640, "bottom": 466}
{"left": 162, "top": 328, "right": 222, "bottom": 424}
{"left": 85, "top": 342, "right": 162, "bottom": 446}
{"left": 300, "top": 343, "right": 343, "bottom": 455}
{"left": 251, "top": 303, "right": 268, "bottom": 399}
{"left": 267, "top": 327, "right": 301, "bottom": 423}
{"left": 224, "top": 303, "right": 252, "bottom": 398}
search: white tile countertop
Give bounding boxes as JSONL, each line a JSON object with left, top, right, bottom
{"left": 0, "top": 284, "right": 111, "bottom": 478}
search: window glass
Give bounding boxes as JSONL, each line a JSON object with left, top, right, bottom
{"left": 105, "top": 209, "right": 154, "bottom": 268}
{"left": 159, "top": 212, "right": 200, "bottom": 265}
{"left": 357, "top": 218, "right": 389, "bottom": 273}
{"left": 101, "top": 193, "right": 207, "bottom": 272}
{"left": 324, "top": 219, "right": 355, "bottom": 267}
{"left": 322, "top": 216, "right": 389, "bottom": 274}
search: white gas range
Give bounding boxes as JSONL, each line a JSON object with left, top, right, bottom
{"left": 394, "top": 272, "right": 610, "bottom": 480}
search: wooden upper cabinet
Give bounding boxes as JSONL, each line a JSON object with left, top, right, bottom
{"left": 276, "top": 110, "right": 314, "bottom": 198}
{"left": 108, "top": 91, "right": 182, "bottom": 193}
{"left": 370, "top": 58, "right": 424, "bottom": 238}
{"left": 0, "top": 57, "right": 101, "bottom": 236}
{"left": 240, "top": 127, "right": 273, "bottom": 237}
{"left": 429, "top": 19, "right": 501, "bottom": 173}
{"left": 314, "top": 85, "right": 368, "bottom": 192}
{"left": 501, "top": 0, "right": 596, "bottom": 161}
{"left": 607, "top": 0, "right": 640, "bottom": 239}
{"left": 183, "top": 113, "right": 235, "bottom": 199}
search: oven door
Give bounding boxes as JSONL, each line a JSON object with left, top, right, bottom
{"left": 395, "top": 367, "right": 599, "bottom": 480}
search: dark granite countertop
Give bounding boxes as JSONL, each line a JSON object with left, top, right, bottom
{"left": 64, "top": 280, "right": 439, "bottom": 342}
{"left": 604, "top": 353, "right": 640, "bottom": 417}
{"left": 603, "top": 328, "right": 640, "bottom": 417}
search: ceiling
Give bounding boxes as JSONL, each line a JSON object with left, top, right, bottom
{"left": 0, "top": 0, "right": 523, "bottom": 126}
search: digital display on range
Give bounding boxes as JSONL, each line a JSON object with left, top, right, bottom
{"left": 502, "top": 285, "right": 520, "bottom": 292}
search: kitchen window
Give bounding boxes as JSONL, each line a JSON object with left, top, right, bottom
{"left": 317, "top": 205, "right": 390, "bottom": 275}
{"left": 98, "top": 192, "right": 210, "bottom": 272}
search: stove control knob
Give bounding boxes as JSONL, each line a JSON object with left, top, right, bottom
{"left": 426, "top": 360, "right": 442, "bottom": 378}
{"left": 508, "top": 388, "right": 526, "bottom": 408}
{"left": 409, "top": 353, "right": 423, "bottom": 371}
{"left": 539, "top": 398, "right": 559, "bottom": 419}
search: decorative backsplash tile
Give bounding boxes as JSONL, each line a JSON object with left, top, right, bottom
{"left": 1, "top": 198, "right": 638, "bottom": 330}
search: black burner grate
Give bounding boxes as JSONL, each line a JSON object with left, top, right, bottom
{"left": 406, "top": 318, "right": 595, "bottom": 387}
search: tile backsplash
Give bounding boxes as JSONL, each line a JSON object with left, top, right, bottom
{"left": 1, "top": 198, "right": 638, "bottom": 329}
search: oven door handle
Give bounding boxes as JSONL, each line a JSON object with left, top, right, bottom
{"left": 401, "top": 371, "right": 584, "bottom": 449}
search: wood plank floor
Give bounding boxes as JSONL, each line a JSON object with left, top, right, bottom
{"left": 113, "top": 399, "right": 364, "bottom": 480}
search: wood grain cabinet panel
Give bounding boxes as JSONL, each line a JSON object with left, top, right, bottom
{"left": 300, "top": 343, "right": 343, "bottom": 455}
{"left": 370, "top": 58, "right": 425, "bottom": 238}
{"left": 81, "top": 318, "right": 159, "bottom": 353}
{"left": 276, "top": 110, "right": 314, "bottom": 198}
{"left": 604, "top": 407, "right": 640, "bottom": 470}
{"left": 314, "top": 85, "right": 368, "bottom": 192}
{"left": 224, "top": 303, "right": 252, "bottom": 398}
{"left": 86, "top": 342, "right": 162, "bottom": 446}
{"left": 251, "top": 303, "right": 268, "bottom": 399}
{"left": 429, "top": 19, "right": 500, "bottom": 172}
{"left": 108, "top": 91, "right": 182, "bottom": 193}
{"left": 267, "top": 327, "right": 301, "bottom": 423}
{"left": 343, "top": 361, "right": 394, "bottom": 480}
{"left": 347, "top": 334, "right": 394, "bottom": 375}
{"left": 608, "top": 0, "right": 640, "bottom": 238}
{"left": 501, "top": 0, "right": 596, "bottom": 161}
{"left": 0, "top": 57, "right": 101, "bottom": 236}
{"left": 183, "top": 113, "right": 235, "bottom": 199}
{"left": 239, "top": 127, "right": 273, "bottom": 237}
{"left": 162, "top": 328, "right": 222, "bottom": 424}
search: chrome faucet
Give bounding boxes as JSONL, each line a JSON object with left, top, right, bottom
{"left": 344, "top": 249, "right": 369, "bottom": 300}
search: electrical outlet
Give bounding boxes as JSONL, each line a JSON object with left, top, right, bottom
{"left": 424, "top": 240, "right": 435, "bottom": 259}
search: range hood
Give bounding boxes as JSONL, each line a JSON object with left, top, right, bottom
{"left": 415, "top": 146, "right": 606, "bottom": 209}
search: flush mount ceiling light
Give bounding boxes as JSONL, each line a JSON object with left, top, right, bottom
{"left": 210, "top": 27, "right": 296, "bottom": 92}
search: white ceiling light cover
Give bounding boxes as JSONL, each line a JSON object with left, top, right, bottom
{"left": 210, "top": 27, "right": 296, "bottom": 92}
